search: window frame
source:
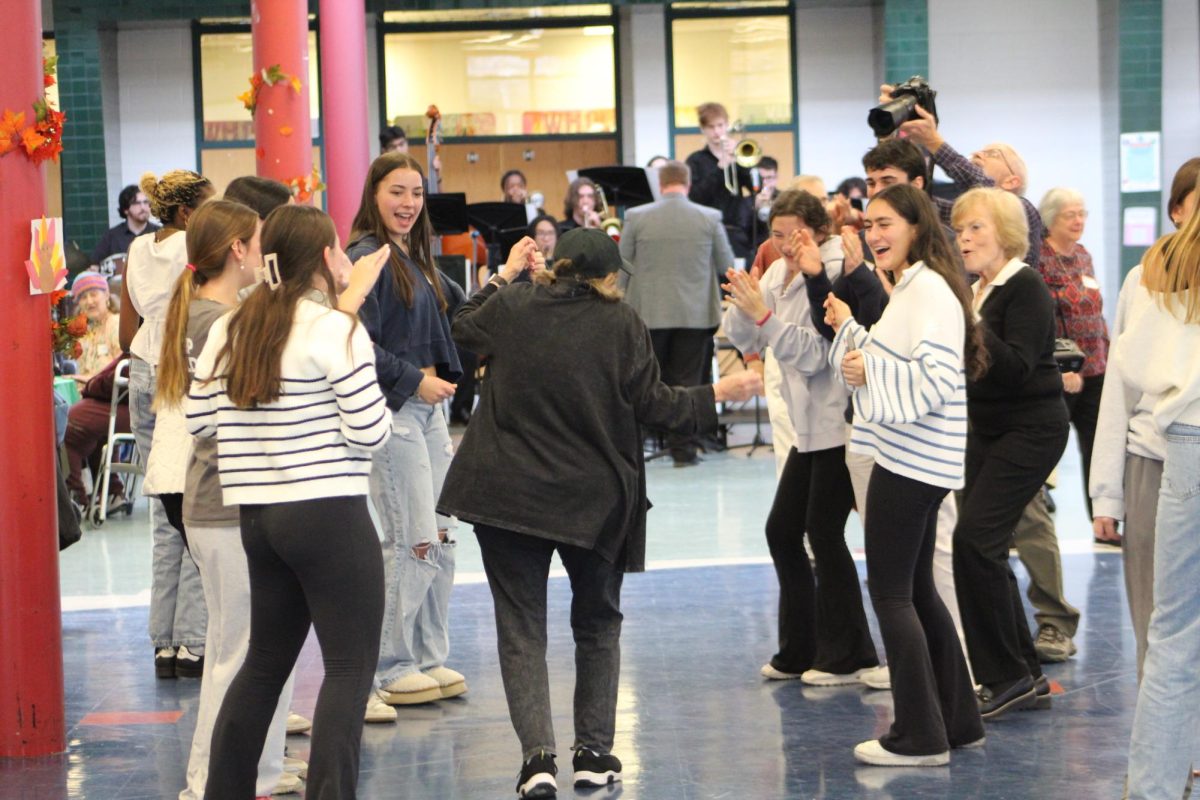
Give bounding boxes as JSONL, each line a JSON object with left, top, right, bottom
{"left": 375, "top": 9, "right": 622, "bottom": 151}
{"left": 665, "top": 1, "right": 799, "bottom": 166}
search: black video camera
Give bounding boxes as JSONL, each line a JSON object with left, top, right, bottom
{"left": 868, "top": 76, "right": 938, "bottom": 138}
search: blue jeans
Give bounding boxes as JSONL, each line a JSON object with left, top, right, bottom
{"left": 128, "top": 358, "right": 206, "bottom": 649}
{"left": 371, "top": 400, "right": 456, "bottom": 686}
{"left": 1128, "top": 423, "right": 1200, "bottom": 799}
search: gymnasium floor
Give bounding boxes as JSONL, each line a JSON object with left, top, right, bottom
{"left": 2, "top": 428, "right": 1141, "bottom": 799}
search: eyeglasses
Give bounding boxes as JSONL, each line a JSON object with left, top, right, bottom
{"left": 1058, "top": 209, "right": 1089, "bottom": 222}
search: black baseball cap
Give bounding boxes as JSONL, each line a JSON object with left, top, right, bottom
{"left": 554, "top": 228, "right": 633, "bottom": 278}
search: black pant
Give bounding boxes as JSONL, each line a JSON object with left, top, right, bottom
{"left": 865, "top": 465, "right": 982, "bottom": 755}
{"left": 954, "top": 421, "right": 1068, "bottom": 688}
{"left": 450, "top": 346, "right": 478, "bottom": 423}
{"left": 649, "top": 327, "right": 714, "bottom": 462}
{"left": 205, "top": 496, "right": 384, "bottom": 800}
{"left": 765, "top": 446, "right": 876, "bottom": 674}
{"left": 475, "top": 524, "right": 624, "bottom": 759}
{"left": 1063, "top": 372, "right": 1104, "bottom": 518}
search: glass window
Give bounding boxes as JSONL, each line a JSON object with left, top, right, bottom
{"left": 671, "top": 16, "right": 792, "bottom": 128}
{"left": 382, "top": 26, "right": 616, "bottom": 138}
{"left": 199, "top": 31, "right": 321, "bottom": 143}
{"left": 384, "top": 6, "right": 612, "bottom": 24}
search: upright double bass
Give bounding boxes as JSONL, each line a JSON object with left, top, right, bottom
{"left": 425, "top": 104, "right": 487, "bottom": 284}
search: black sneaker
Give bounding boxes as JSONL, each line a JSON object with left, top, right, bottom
{"left": 516, "top": 751, "right": 557, "bottom": 798}
{"left": 154, "top": 647, "right": 177, "bottom": 679}
{"left": 1023, "top": 674, "right": 1052, "bottom": 711}
{"left": 174, "top": 645, "right": 204, "bottom": 679}
{"left": 977, "top": 676, "right": 1036, "bottom": 720}
{"left": 572, "top": 748, "right": 622, "bottom": 788}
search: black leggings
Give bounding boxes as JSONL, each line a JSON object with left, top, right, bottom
{"left": 866, "top": 465, "right": 982, "bottom": 756}
{"left": 204, "top": 495, "right": 384, "bottom": 800}
{"left": 765, "top": 446, "right": 875, "bottom": 674}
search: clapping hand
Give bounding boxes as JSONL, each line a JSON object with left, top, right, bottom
{"left": 714, "top": 370, "right": 764, "bottom": 403}
{"left": 841, "top": 227, "right": 865, "bottom": 273}
{"left": 823, "top": 292, "right": 852, "bottom": 332}
{"left": 722, "top": 268, "right": 769, "bottom": 321}
{"left": 784, "top": 228, "right": 824, "bottom": 277}
{"left": 337, "top": 244, "right": 390, "bottom": 314}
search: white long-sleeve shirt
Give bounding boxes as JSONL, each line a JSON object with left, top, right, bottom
{"left": 186, "top": 297, "right": 392, "bottom": 506}
{"left": 1116, "top": 281, "right": 1200, "bottom": 435}
{"left": 1089, "top": 266, "right": 1166, "bottom": 521}
{"left": 722, "top": 240, "right": 848, "bottom": 453}
{"left": 829, "top": 261, "right": 968, "bottom": 490}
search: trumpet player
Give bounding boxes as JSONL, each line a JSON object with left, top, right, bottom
{"left": 686, "top": 102, "right": 755, "bottom": 260}
{"left": 560, "top": 177, "right": 603, "bottom": 232}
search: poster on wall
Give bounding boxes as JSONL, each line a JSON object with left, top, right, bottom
{"left": 26, "top": 216, "right": 67, "bottom": 295}
{"left": 1120, "top": 132, "right": 1161, "bottom": 193}
{"left": 1122, "top": 207, "right": 1158, "bottom": 247}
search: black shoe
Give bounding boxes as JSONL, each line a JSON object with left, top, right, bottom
{"left": 1041, "top": 485, "right": 1056, "bottom": 513}
{"left": 573, "top": 748, "right": 622, "bottom": 788}
{"left": 154, "top": 647, "right": 177, "bottom": 679}
{"left": 516, "top": 751, "right": 557, "bottom": 798}
{"left": 1022, "top": 674, "right": 1052, "bottom": 711}
{"left": 672, "top": 453, "right": 700, "bottom": 468}
{"left": 978, "top": 676, "right": 1037, "bottom": 720}
{"left": 174, "top": 645, "right": 204, "bottom": 679}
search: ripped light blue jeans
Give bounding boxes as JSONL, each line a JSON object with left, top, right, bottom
{"left": 371, "top": 399, "right": 456, "bottom": 686}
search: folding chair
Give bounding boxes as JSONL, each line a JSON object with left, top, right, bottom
{"left": 88, "top": 358, "right": 142, "bottom": 526}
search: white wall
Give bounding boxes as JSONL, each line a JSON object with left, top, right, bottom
{"left": 929, "top": 0, "right": 1112, "bottom": 309}
{"left": 1162, "top": 0, "right": 1200, "bottom": 221}
{"left": 795, "top": 4, "right": 880, "bottom": 188}
{"left": 111, "top": 23, "right": 197, "bottom": 225}
{"left": 620, "top": 4, "right": 670, "bottom": 167}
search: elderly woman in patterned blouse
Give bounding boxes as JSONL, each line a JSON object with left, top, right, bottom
{"left": 1036, "top": 188, "right": 1109, "bottom": 521}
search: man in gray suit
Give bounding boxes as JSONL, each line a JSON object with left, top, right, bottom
{"left": 619, "top": 160, "right": 735, "bottom": 465}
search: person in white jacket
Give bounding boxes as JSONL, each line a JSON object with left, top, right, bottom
{"left": 1119, "top": 175, "right": 1200, "bottom": 800}
{"left": 823, "top": 183, "right": 986, "bottom": 767}
{"left": 1091, "top": 159, "right": 1199, "bottom": 682}
{"left": 723, "top": 189, "right": 884, "bottom": 689}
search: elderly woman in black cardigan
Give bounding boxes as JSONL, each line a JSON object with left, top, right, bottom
{"left": 438, "top": 229, "right": 760, "bottom": 799}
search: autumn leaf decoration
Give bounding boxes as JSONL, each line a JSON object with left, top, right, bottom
{"left": 26, "top": 216, "right": 67, "bottom": 294}
{"left": 238, "top": 64, "right": 302, "bottom": 116}
{"left": 0, "top": 57, "right": 65, "bottom": 165}
{"left": 49, "top": 289, "right": 87, "bottom": 359}
{"left": 288, "top": 164, "right": 326, "bottom": 204}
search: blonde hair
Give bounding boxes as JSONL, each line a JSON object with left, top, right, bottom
{"left": 532, "top": 258, "right": 622, "bottom": 302}
{"left": 983, "top": 143, "right": 1028, "bottom": 195}
{"left": 140, "top": 170, "right": 213, "bottom": 226}
{"left": 790, "top": 175, "right": 826, "bottom": 199}
{"left": 1038, "top": 187, "right": 1086, "bottom": 230}
{"left": 951, "top": 187, "right": 1030, "bottom": 262}
{"left": 1142, "top": 172, "right": 1200, "bottom": 323}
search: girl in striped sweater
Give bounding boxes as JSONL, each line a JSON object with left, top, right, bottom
{"left": 188, "top": 204, "right": 391, "bottom": 799}
{"left": 825, "top": 183, "right": 987, "bottom": 767}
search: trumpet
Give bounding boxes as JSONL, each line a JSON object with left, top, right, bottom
{"left": 723, "top": 120, "right": 763, "bottom": 195}
{"left": 595, "top": 185, "right": 623, "bottom": 240}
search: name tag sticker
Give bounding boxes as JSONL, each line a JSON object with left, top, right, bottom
{"left": 1082, "top": 275, "right": 1100, "bottom": 290}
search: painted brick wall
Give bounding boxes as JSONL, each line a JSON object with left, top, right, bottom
{"left": 54, "top": 22, "right": 109, "bottom": 251}
{"left": 884, "top": 0, "right": 929, "bottom": 84}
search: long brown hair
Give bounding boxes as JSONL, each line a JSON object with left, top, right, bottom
{"left": 872, "top": 183, "right": 989, "bottom": 380}
{"left": 1142, "top": 172, "right": 1200, "bottom": 323}
{"left": 156, "top": 200, "right": 258, "bottom": 410}
{"left": 215, "top": 205, "right": 352, "bottom": 408}
{"left": 348, "top": 151, "right": 447, "bottom": 312}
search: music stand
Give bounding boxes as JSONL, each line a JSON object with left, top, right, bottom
{"left": 577, "top": 166, "right": 659, "bottom": 210}
{"left": 467, "top": 202, "right": 529, "bottom": 266}
{"left": 426, "top": 193, "right": 470, "bottom": 236}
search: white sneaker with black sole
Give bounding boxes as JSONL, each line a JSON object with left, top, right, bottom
{"left": 572, "top": 748, "right": 622, "bottom": 787}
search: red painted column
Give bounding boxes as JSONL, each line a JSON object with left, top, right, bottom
{"left": 252, "top": 0, "right": 312, "bottom": 201}
{"left": 0, "top": 0, "right": 66, "bottom": 758}
{"left": 319, "top": 0, "right": 370, "bottom": 244}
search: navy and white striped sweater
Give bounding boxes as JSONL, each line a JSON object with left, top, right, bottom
{"left": 186, "top": 297, "right": 392, "bottom": 506}
{"left": 830, "top": 261, "right": 968, "bottom": 490}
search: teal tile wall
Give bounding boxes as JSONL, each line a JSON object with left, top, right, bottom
{"left": 883, "top": 0, "right": 929, "bottom": 85}
{"left": 1118, "top": 0, "right": 1162, "bottom": 277}
{"left": 54, "top": 22, "right": 109, "bottom": 251}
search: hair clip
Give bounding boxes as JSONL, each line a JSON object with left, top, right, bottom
{"left": 262, "top": 253, "right": 282, "bottom": 291}
{"left": 185, "top": 263, "right": 197, "bottom": 273}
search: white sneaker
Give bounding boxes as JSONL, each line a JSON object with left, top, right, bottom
{"left": 282, "top": 755, "right": 308, "bottom": 779}
{"left": 271, "top": 770, "right": 304, "bottom": 795}
{"left": 285, "top": 712, "right": 311, "bottom": 735}
{"left": 853, "top": 739, "right": 949, "bottom": 767}
{"left": 859, "top": 664, "right": 891, "bottom": 690}
{"left": 380, "top": 672, "right": 443, "bottom": 705}
{"left": 423, "top": 666, "right": 468, "bottom": 699}
{"left": 365, "top": 689, "right": 398, "bottom": 723}
{"left": 801, "top": 667, "right": 869, "bottom": 687}
{"left": 760, "top": 663, "right": 803, "bottom": 680}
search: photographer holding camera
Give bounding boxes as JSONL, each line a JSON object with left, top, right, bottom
{"left": 874, "top": 81, "right": 1044, "bottom": 266}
